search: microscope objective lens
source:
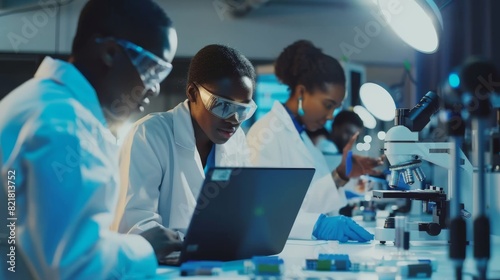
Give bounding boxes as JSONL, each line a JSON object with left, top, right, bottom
{"left": 389, "top": 170, "right": 400, "bottom": 187}
{"left": 414, "top": 167, "right": 426, "bottom": 182}
{"left": 404, "top": 169, "right": 415, "bottom": 185}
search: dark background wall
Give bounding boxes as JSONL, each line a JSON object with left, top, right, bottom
{"left": 416, "top": 0, "right": 500, "bottom": 100}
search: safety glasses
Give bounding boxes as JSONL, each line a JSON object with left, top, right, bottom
{"left": 195, "top": 83, "right": 257, "bottom": 123}
{"left": 96, "top": 37, "right": 173, "bottom": 93}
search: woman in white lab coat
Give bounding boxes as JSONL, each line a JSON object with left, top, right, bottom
{"left": 247, "top": 40, "right": 382, "bottom": 241}
{"left": 116, "top": 45, "right": 256, "bottom": 235}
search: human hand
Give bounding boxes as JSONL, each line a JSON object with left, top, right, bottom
{"left": 139, "top": 226, "right": 183, "bottom": 261}
{"left": 312, "top": 214, "right": 374, "bottom": 242}
{"left": 336, "top": 132, "right": 385, "bottom": 178}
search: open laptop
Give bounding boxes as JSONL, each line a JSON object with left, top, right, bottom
{"left": 161, "top": 167, "right": 315, "bottom": 266}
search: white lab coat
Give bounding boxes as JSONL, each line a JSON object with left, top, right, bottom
{"left": 316, "top": 138, "right": 343, "bottom": 172}
{"left": 247, "top": 101, "right": 347, "bottom": 239}
{"left": 316, "top": 139, "right": 361, "bottom": 196}
{"left": 0, "top": 57, "right": 157, "bottom": 280}
{"left": 117, "top": 100, "right": 250, "bottom": 234}
{"left": 316, "top": 137, "right": 340, "bottom": 155}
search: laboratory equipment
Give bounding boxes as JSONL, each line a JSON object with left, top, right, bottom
{"left": 487, "top": 109, "right": 500, "bottom": 238}
{"left": 397, "top": 261, "right": 433, "bottom": 278}
{"left": 305, "top": 253, "right": 437, "bottom": 274}
{"left": 305, "top": 254, "right": 351, "bottom": 271}
{"left": 376, "top": 266, "right": 398, "bottom": 280}
{"left": 394, "top": 216, "right": 405, "bottom": 249}
{"left": 374, "top": 91, "right": 473, "bottom": 244}
{"left": 373, "top": 186, "right": 462, "bottom": 243}
{"left": 251, "top": 256, "right": 284, "bottom": 276}
{"left": 443, "top": 57, "right": 499, "bottom": 280}
{"left": 179, "top": 261, "right": 224, "bottom": 276}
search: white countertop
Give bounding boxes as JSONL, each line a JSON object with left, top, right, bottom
{"left": 155, "top": 217, "right": 500, "bottom": 279}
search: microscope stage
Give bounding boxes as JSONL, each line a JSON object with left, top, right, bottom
{"left": 375, "top": 226, "right": 449, "bottom": 244}
{"left": 372, "top": 190, "right": 446, "bottom": 201}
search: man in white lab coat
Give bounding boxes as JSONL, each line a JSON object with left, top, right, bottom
{"left": 116, "top": 45, "right": 255, "bottom": 236}
{"left": 0, "top": 0, "right": 179, "bottom": 279}
{"left": 248, "top": 40, "right": 382, "bottom": 241}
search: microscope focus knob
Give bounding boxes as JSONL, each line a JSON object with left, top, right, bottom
{"left": 426, "top": 223, "right": 441, "bottom": 236}
{"left": 384, "top": 217, "right": 395, "bottom": 229}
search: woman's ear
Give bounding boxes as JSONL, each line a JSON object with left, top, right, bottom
{"left": 187, "top": 84, "right": 198, "bottom": 102}
{"left": 294, "top": 84, "right": 308, "bottom": 98}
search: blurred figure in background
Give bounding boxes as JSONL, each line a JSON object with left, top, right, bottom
{"left": 308, "top": 110, "right": 364, "bottom": 171}
{"left": 328, "top": 110, "right": 364, "bottom": 152}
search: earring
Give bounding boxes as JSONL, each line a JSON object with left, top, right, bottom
{"left": 298, "top": 97, "right": 305, "bottom": 116}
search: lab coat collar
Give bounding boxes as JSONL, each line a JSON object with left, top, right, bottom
{"left": 283, "top": 104, "right": 305, "bottom": 134}
{"left": 34, "top": 57, "right": 107, "bottom": 127}
{"left": 173, "top": 100, "right": 197, "bottom": 151}
{"left": 270, "top": 101, "right": 303, "bottom": 134}
{"left": 270, "top": 101, "right": 316, "bottom": 165}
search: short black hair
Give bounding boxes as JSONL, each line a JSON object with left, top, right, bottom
{"left": 72, "top": 0, "right": 172, "bottom": 54}
{"left": 187, "top": 44, "right": 256, "bottom": 88}
{"left": 275, "top": 40, "right": 346, "bottom": 92}
{"left": 332, "top": 110, "right": 363, "bottom": 129}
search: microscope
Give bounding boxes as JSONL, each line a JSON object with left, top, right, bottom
{"left": 373, "top": 91, "right": 474, "bottom": 243}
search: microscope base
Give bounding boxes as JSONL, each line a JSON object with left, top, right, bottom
{"left": 375, "top": 227, "right": 449, "bottom": 244}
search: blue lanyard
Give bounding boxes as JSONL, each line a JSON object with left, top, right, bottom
{"left": 283, "top": 104, "right": 305, "bottom": 134}
{"left": 204, "top": 144, "right": 216, "bottom": 174}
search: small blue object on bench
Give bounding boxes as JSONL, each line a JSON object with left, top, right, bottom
{"left": 179, "top": 261, "right": 224, "bottom": 276}
{"left": 252, "top": 256, "right": 284, "bottom": 276}
{"left": 305, "top": 254, "right": 351, "bottom": 271}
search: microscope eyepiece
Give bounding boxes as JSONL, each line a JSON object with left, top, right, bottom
{"left": 395, "top": 91, "right": 440, "bottom": 132}
{"left": 408, "top": 91, "right": 440, "bottom": 131}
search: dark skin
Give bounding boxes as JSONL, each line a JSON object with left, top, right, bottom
{"left": 285, "top": 83, "right": 344, "bottom": 132}
{"left": 187, "top": 76, "right": 254, "bottom": 167}
{"left": 330, "top": 122, "right": 363, "bottom": 151}
{"left": 69, "top": 26, "right": 181, "bottom": 261}
{"left": 285, "top": 83, "right": 384, "bottom": 181}
{"left": 69, "top": 26, "right": 177, "bottom": 134}
{"left": 139, "top": 227, "right": 182, "bottom": 261}
{"left": 337, "top": 131, "right": 385, "bottom": 179}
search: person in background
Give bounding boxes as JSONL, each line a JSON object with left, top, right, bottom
{"left": 308, "top": 110, "right": 364, "bottom": 171}
{"left": 328, "top": 110, "right": 364, "bottom": 153}
{"left": 0, "top": 0, "right": 179, "bottom": 279}
{"left": 116, "top": 45, "right": 255, "bottom": 238}
{"left": 326, "top": 110, "right": 366, "bottom": 203}
{"left": 306, "top": 127, "right": 332, "bottom": 152}
{"left": 247, "top": 40, "right": 383, "bottom": 242}
{"left": 308, "top": 111, "right": 369, "bottom": 202}
{"left": 307, "top": 110, "right": 364, "bottom": 155}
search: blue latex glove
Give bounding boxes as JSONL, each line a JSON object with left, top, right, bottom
{"left": 312, "top": 214, "right": 374, "bottom": 242}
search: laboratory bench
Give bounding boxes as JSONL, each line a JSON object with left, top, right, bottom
{"left": 154, "top": 216, "right": 500, "bottom": 279}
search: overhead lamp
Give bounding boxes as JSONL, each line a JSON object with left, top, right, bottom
{"left": 353, "top": 105, "right": 377, "bottom": 129}
{"left": 360, "top": 82, "right": 397, "bottom": 121}
{"left": 377, "top": 0, "right": 443, "bottom": 54}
